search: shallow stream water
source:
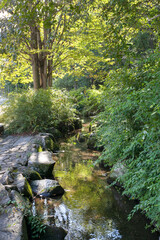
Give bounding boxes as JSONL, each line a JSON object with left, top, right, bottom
{"left": 33, "top": 137, "right": 159, "bottom": 240}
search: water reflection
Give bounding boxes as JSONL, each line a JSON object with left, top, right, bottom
{"left": 33, "top": 141, "right": 159, "bottom": 240}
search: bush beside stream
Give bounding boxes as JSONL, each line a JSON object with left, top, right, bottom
{"left": 2, "top": 89, "right": 78, "bottom": 135}
{"left": 94, "top": 52, "right": 160, "bottom": 231}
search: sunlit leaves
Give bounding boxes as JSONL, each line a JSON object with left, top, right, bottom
{"left": 96, "top": 49, "right": 160, "bottom": 230}
{"left": 0, "top": 55, "right": 32, "bottom": 86}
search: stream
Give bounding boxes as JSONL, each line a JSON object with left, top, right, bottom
{"left": 32, "top": 135, "right": 159, "bottom": 240}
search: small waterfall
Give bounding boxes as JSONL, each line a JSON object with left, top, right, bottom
{"left": 32, "top": 199, "right": 36, "bottom": 216}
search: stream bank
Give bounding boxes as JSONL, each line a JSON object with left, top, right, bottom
{"left": 0, "top": 132, "right": 68, "bottom": 239}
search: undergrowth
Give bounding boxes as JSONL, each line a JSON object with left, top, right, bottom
{"left": 95, "top": 50, "right": 160, "bottom": 231}
{"left": 3, "top": 88, "right": 76, "bottom": 134}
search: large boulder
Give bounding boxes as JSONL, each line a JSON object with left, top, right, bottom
{"left": 0, "top": 184, "right": 29, "bottom": 240}
{"left": 30, "top": 179, "right": 64, "bottom": 198}
{"left": 0, "top": 205, "right": 28, "bottom": 240}
{"left": 107, "top": 163, "right": 126, "bottom": 187}
{"left": 28, "top": 151, "right": 55, "bottom": 178}
{"left": 14, "top": 174, "right": 33, "bottom": 198}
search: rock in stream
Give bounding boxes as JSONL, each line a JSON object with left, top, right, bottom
{"left": 31, "top": 179, "right": 65, "bottom": 198}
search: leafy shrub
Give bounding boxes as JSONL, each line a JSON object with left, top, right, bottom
{"left": 96, "top": 50, "right": 160, "bottom": 230}
{"left": 70, "top": 86, "right": 105, "bottom": 116}
{"left": 3, "top": 88, "right": 76, "bottom": 134}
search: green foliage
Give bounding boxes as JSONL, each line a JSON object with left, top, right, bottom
{"left": 96, "top": 50, "right": 160, "bottom": 230}
{"left": 3, "top": 88, "right": 76, "bottom": 134}
{"left": 23, "top": 202, "right": 46, "bottom": 239}
{"left": 27, "top": 213, "right": 46, "bottom": 239}
{"left": 0, "top": 55, "right": 33, "bottom": 87}
{"left": 70, "top": 86, "right": 105, "bottom": 116}
{"left": 132, "top": 31, "right": 157, "bottom": 54}
{"left": 53, "top": 74, "right": 91, "bottom": 91}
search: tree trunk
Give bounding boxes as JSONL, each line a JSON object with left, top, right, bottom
{"left": 48, "top": 59, "right": 53, "bottom": 87}
{"left": 39, "top": 56, "right": 47, "bottom": 89}
{"left": 31, "top": 26, "right": 40, "bottom": 89}
{"left": 32, "top": 54, "right": 40, "bottom": 90}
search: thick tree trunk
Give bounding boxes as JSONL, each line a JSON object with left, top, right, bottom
{"left": 39, "top": 56, "right": 47, "bottom": 89}
{"left": 32, "top": 54, "right": 40, "bottom": 90}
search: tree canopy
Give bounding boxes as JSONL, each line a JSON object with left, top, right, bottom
{"left": 0, "top": 0, "right": 94, "bottom": 89}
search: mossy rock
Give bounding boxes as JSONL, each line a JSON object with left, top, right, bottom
{"left": 28, "top": 151, "right": 55, "bottom": 178}
{"left": 37, "top": 133, "right": 60, "bottom": 152}
{"left": 24, "top": 178, "right": 33, "bottom": 198}
{"left": 0, "top": 205, "right": 28, "bottom": 240}
{"left": 15, "top": 174, "right": 33, "bottom": 198}
{"left": 22, "top": 169, "right": 42, "bottom": 181}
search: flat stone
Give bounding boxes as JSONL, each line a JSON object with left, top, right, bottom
{"left": 30, "top": 179, "right": 64, "bottom": 198}
{"left": 28, "top": 151, "right": 55, "bottom": 178}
